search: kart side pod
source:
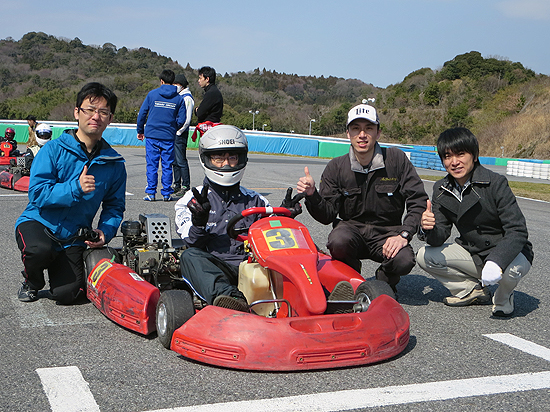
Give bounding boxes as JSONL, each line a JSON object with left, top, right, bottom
{"left": 87, "top": 259, "right": 160, "bottom": 335}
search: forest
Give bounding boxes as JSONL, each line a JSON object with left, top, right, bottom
{"left": 1, "top": 32, "right": 549, "bottom": 158}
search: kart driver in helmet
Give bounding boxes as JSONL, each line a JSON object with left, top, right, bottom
{"left": 23, "top": 123, "right": 53, "bottom": 169}
{"left": 1, "top": 127, "right": 20, "bottom": 157}
{"left": 174, "top": 125, "right": 270, "bottom": 312}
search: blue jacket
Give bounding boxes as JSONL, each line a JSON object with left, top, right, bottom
{"left": 136, "top": 84, "right": 186, "bottom": 141}
{"left": 174, "top": 178, "right": 270, "bottom": 266}
{"left": 16, "top": 130, "right": 127, "bottom": 246}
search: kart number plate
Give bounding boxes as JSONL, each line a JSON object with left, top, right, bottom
{"left": 89, "top": 260, "right": 112, "bottom": 287}
{"left": 263, "top": 228, "right": 301, "bottom": 251}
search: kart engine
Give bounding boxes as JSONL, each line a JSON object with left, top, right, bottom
{"left": 119, "top": 213, "right": 185, "bottom": 289}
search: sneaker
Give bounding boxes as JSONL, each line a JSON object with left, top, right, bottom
{"left": 143, "top": 194, "right": 155, "bottom": 202}
{"left": 492, "top": 293, "right": 514, "bottom": 317}
{"left": 213, "top": 295, "right": 249, "bottom": 312}
{"left": 173, "top": 187, "right": 189, "bottom": 199}
{"left": 326, "top": 281, "right": 355, "bottom": 314}
{"left": 18, "top": 281, "right": 38, "bottom": 302}
{"left": 443, "top": 284, "right": 492, "bottom": 307}
{"left": 163, "top": 195, "right": 174, "bottom": 202}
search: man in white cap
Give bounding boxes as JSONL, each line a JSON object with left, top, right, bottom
{"left": 296, "top": 103, "right": 428, "bottom": 295}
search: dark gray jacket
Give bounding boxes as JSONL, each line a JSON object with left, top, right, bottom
{"left": 423, "top": 164, "right": 533, "bottom": 269}
{"left": 305, "top": 144, "right": 428, "bottom": 235}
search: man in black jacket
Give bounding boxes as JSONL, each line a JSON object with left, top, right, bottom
{"left": 190, "top": 66, "right": 223, "bottom": 142}
{"left": 417, "top": 127, "right": 533, "bottom": 317}
{"left": 195, "top": 66, "right": 223, "bottom": 123}
{"left": 297, "top": 103, "right": 428, "bottom": 294}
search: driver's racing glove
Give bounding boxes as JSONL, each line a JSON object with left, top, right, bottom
{"left": 187, "top": 184, "right": 211, "bottom": 227}
{"left": 280, "top": 187, "right": 305, "bottom": 218}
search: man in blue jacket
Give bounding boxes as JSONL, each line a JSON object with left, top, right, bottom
{"left": 16, "top": 82, "right": 127, "bottom": 305}
{"left": 137, "top": 69, "right": 187, "bottom": 201}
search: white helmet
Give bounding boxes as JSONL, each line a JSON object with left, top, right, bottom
{"left": 35, "top": 124, "right": 52, "bottom": 147}
{"left": 199, "top": 125, "right": 248, "bottom": 186}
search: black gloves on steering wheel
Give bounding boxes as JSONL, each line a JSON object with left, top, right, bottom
{"left": 187, "top": 184, "right": 211, "bottom": 227}
{"left": 280, "top": 187, "right": 305, "bottom": 218}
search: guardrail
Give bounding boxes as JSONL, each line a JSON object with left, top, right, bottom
{"left": 2, "top": 120, "right": 548, "bottom": 180}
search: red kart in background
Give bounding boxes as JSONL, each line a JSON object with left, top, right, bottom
{"left": 85, "top": 204, "right": 410, "bottom": 371}
{"left": 0, "top": 141, "right": 30, "bottom": 192}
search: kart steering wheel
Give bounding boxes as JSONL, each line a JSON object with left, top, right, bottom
{"left": 227, "top": 207, "right": 292, "bottom": 242}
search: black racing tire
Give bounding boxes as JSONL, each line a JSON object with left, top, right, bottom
{"left": 353, "top": 280, "right": 396, "bottom": 312}
{"left": 83, "top": 247, "right": 120, "bottom": 276}
{"left": 156, "top": 290, "right": 195, "bottom": 349}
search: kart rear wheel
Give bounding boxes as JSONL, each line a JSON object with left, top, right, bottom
{"left": 353, "top": 280, "right": 396, "bottom": 312}
{"left": 156, "top": 290, "right": 195, "bottom": 349}
{"left": 83, "top": 247, "right": 120, "bottom": 276}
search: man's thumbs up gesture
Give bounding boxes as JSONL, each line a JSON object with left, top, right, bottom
{"left": 297, "top": 166, "right": 316, "bottom": 196}
{"left": 421, "top": 199, "right": 435, "bottom": 231}
{"left": 79, "top": 165, "right": 96, "bottom": 194}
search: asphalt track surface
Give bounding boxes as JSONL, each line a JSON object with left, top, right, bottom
{"left": 1, "top": 147, "right": 549, "bottom": 412}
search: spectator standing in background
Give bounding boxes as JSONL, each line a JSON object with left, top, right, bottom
{"left": 26, "top": 115, "right": 38, "bottom": 147}
{"left": 172, "top": 73, "right": 194, "bottom": 198}
{"left": 191, "top": 66, "right": 223, "bottom": 142}
{"left": 137, "top": 69, "right": 187, "bottom": 202}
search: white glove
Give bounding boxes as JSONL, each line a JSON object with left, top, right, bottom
{"left": 481, "top": 261, "right": 503, "bottom": 286}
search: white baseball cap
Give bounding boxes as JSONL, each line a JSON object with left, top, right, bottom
{"left": 347, "top": 104, "right": 379, "bottom": 127}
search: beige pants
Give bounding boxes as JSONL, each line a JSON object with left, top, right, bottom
{"left": 417, "top": 243, "right": 530, "bottom": 312}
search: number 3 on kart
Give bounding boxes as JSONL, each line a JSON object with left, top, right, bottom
{"left": 263, "top": 228, "right": 298, "bottom": 250}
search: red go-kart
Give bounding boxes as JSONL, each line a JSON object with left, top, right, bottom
{"left": 0, "top": 141, "right": 30, "bottom": 192}
{"left": 85, "top": 207, "right": 410, "bottom": 371}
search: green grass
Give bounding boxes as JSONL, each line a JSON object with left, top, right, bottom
{"left": 419, "top": 175, "right": 550, "bottom": 202}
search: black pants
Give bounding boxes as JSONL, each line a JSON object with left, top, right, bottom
{"left": 16, "top": 221, "right": 86, "bottom": 304}
{"left": 326, "top": 220, "right": 416, "bottom": 288}
{"left": 179, "top": 247, "right": 243, "bottom": 305}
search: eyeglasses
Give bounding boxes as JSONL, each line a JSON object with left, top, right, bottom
{"left": 210, "top": 154, "right": 239, "bottom": 165}
{"left": 78, "top": 107, "right": 111, "bottom": 118}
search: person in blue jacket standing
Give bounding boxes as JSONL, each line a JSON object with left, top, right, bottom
{"left": 137, "top": 69, "right": 187, "bottom": 201}
{"left": 15, "top": 82, "right": 126, "bottom": 305}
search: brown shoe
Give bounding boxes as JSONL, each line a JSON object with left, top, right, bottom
{"left": 443, "top": 284, "right": 492, "bottom": 307}
{"left": 213, "top": 295, "right": 249, "bottom": 312}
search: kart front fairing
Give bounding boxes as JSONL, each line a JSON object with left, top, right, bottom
{"left": 170, "top": 212, "right": 410, "bottom": 370}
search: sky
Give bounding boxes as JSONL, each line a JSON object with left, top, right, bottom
{"left": 1, "top": 0, "right": 549, "bottom": 88}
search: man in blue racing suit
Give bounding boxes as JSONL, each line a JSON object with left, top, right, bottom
{"left": 15, "top": 82, "right": 126, "bottom": 305}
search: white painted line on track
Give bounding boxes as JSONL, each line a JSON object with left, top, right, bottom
{"left": 37, "top": 366, "right": 100, "bottom": 412}
{"left": 37, "top": 334, "right": 550, "bottom": 412}
{"left": 484, "top": 333, "right": 550, "bottom": 362}
{"left": 145, "top": 371, "right": 550, "bottom": 412}
{"left": 12, "top": 296, "right": 100, "bottom": 328}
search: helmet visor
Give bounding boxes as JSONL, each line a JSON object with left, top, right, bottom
{"left": 202, "top": 150, "right": 247, "bottom": 173}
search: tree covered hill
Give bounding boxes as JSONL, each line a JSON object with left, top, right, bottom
{"left": 1, "top": 32, "right": 549, "bottom": 159}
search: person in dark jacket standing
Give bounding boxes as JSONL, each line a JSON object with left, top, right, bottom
{"left": 137, "top": 69, "right": 187, "bottom": 202}
{"left": 191, "top": 66, "right": 223, "bottom": 142}
{"left": 16, "top": 82, "right": 126, "bottom": 305}
{"left": 417, "top": 127, "right": 533, "bottom": 317}
{"left": 296, "top": 103, "right": 428, "bottom": 294}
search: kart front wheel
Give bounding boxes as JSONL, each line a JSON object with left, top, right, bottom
{"left": 353, "top": 280, "right": 396, "bottom": 312}
{"left": 156, "top": 290, "right": 195, "bottom": 349}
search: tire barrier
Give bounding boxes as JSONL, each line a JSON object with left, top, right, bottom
{"left": 507, "top": 161, "right": 550, "bottom": 180}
